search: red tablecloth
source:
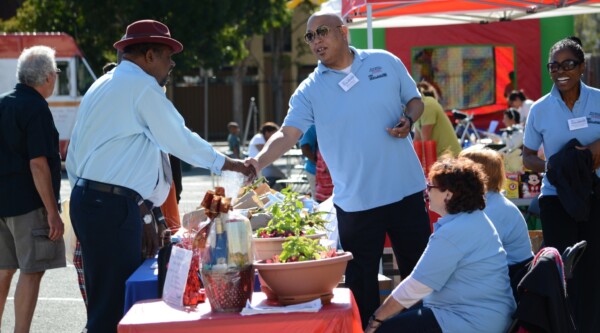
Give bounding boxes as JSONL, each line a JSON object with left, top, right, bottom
{"left": 118, "top": 288, "right": 363, "bottom": 333}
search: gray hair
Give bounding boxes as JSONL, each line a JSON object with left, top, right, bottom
{"left": 16, "top": 46, "right": 58, "bottom": 87}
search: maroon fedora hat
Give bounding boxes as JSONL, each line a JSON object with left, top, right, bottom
{"left": 114, "top": 20, "right": 183, "bottom": 53}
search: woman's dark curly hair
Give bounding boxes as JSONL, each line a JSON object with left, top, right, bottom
{"left": 428, "top": 158, "right": 486, "bottom": 214}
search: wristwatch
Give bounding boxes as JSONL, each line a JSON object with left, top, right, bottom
{"left": 405, "top": 114, "right": 414, "bottom": 129}
{"left": 143, "top": 213, "right": 153, "bottom": 224}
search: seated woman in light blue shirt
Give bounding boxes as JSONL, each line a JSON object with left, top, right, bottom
{"left": 460, "top": 147, "right": 534, "bottom": 300}
{"left": 366, "top": 158, "right": 516, "bottom": 333}
{"left": 460, "top": 148, "right": 533, "bottom": 260}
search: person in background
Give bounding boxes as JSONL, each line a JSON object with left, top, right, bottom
{"left": 246, "top": 12, "right": 430, "bottom": 327}
{"left": 227, "top": 121, "right": 241, "bottom": 159}
{"left": 501, "top": 108, "right": 524, "bottom": 150}
{"left": 66, "top": 20, "right": 254, "bottom": 333}
{"left": 503, "top": 107, "right": 521, "bottom": 128}
{"left": 0, "top": 46, "right": 66, "bottom": 333}
{"left": 366, "top": 158, "right": 515, "bottom": 333}
{"left": 523, "top": 36, "right": 600, "bottom": 332}
{"left": 508, "top": 89, "right": 534, "bottom": 125}
{"left": 414, "top": 81, "right": 461, "bottom": 158}
{"left": 248, "top": 122, "right": 286, "bottom": 187}
{"left": 503, "top": 71, "right": 516, "bottom": 100}
{"left": 459, "top": 147, "right": 533, "bottom": 299}
{"left": 300, "top": 125, "right": 317, "bottom": 196}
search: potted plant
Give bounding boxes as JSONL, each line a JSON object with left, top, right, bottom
{"left": 254, "top": 236, "right": 352, "bottom": 305}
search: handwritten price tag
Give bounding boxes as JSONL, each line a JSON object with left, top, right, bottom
{"left": 162, "top": 246, "right": 193, "bottom": 307}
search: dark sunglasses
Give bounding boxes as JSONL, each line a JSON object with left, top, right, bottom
{"left": 546, "top": 59, "right": 581, "bottom": 73}
{"left": 304, "top": 25, "right": 342, "bottom": 44}
{"left": 426, "top": 182, "right": 440, "bottom": 192}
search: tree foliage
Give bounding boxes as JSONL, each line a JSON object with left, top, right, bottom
{"left": 1, "top": 0, "right": 291, "bottom": 76}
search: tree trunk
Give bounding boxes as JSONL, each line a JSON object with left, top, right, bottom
{"left": 271, "top": 27, "right": 285, "bottom": 124}
{"left": 232, "top": 63, "right": 248, "bottom": 126}
{"left": 232, "top": 39, "right": 253, "bottom": 127}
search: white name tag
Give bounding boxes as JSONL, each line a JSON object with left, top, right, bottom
{"left": 338, "top": 73, "right": 359, "bottom": 92}
{"left": 568, "top": 117, "right": 588, "bottom": 131}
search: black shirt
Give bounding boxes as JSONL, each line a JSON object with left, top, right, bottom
{"left": 0, "top": 83, "right": 61, "bottom": 217}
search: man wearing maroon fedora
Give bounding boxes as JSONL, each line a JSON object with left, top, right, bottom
{"left": 66, "top": 19, "right": 255, "bottom": 333}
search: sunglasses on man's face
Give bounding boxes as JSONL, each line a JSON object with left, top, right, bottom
{"left": 304, "top": 25, "right": 342, "bottom": 44}
{"left": 546, "top": 59, "right": 581, "bottom": 73}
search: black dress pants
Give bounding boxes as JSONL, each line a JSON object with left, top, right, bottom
{"left": 336, "top": 191, "right": 431, "bottom": 328}
{"left": 540, "top": 194, "right": 600, "bottom": 333}
{"left": 70, "top": 186, "right": 143, "bottom": 333}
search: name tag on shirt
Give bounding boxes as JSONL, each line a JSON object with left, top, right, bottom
{"left": 338, "top": 73, "right": 359, "bottom": 92}
{"left": 568, "top": 117, "right": 588, "bottom": 131}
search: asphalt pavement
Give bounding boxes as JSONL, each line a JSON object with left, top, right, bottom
{"left": 1, "top": 146, "right": 302, "bottom": 332}
{"left": 1, "top": 166, "right": 216, "bottom": 333}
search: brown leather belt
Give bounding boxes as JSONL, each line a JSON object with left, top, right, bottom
{"left": 75, "top": 178, "right": 143, "bottom": 206}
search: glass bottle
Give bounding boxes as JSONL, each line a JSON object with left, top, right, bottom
{"left": 212, "top": 217, "right": 228, "bottom": 266}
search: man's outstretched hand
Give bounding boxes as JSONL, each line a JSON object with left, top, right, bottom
{"left": 224, "top": 157, "right": 257, "bottom": 183}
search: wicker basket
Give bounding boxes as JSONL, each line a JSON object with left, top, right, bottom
{"left": 201, "top": 265, "right": 254, "bottom": 312}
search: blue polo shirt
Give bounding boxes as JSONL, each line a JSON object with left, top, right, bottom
{"left": 299, "top": 125, "right": 317, "bottom": 175}
{"left": 484, "top": 192, "right": 533, "bottom": 265}
{"left": 524, "top": 82, "right": 600, "bottom": 196}
{"left": 283, "top": 47, "right": 425, "bottom": 211}
{"left": 413, "top": 211, "right": 515, "bottom": 333}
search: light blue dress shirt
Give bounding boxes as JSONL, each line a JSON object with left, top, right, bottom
{"left": 524, "top": 82, "right": 600, "bottom": 196}
{"left": 413, "top": 211, "right": 516, "bottom": 333}
{"left": 484, "top": 192, "right": 533, "bottom": 265}
{"left": 283, "top": 47, "right": 425, "bottom": 211}
{"left": 66, "top": 60, "right": 225, "bottom": 203}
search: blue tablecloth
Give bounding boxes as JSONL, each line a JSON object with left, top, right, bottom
{"left": 124, "top": 258, "right": 158, "bottom": 314}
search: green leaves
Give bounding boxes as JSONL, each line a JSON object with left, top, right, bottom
{"left": 3, "top": 0, "right": 292, "bottom": 75}
{"left": 256, "top": 187, "right": 328, "bottom": 238}
{"left": 278, "top": 236, "right": 326, "bottom": 262}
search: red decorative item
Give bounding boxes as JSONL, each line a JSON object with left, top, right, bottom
{"left": 181, "top": 250, "right": 204, "bottom": 306}
{"left": 176, "top": 231, "right": 207, "bottom": 307}
{"left": 414, "top": 140, "right": 437, "bottom": 175}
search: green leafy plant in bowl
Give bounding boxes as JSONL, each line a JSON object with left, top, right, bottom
{"left": 268, "top": 236, "right": 337, "bottom": 263}
{"left": 256, "top": 188, "right": 328, "bottom": 238}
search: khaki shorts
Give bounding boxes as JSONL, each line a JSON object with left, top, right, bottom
{"left": 0, "top": 207, "right": 66, "bottom": 273}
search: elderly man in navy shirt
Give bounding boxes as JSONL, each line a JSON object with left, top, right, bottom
{"left": 0, "top": 46, "right": 66, "bottom": 333}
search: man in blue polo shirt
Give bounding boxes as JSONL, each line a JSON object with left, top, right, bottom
{"left": 246, "top": 12, "right": 430, "bottom": 327}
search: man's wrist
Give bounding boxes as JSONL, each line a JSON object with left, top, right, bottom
{"left": 368, "top": 314, "right": 384, "bottom": 329}
{"left": 405, "top": 115, "right": 414, "bottom": 129}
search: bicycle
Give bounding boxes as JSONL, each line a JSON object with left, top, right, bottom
{"left": 452, "top": 109, "right": 480, "bottom": 147}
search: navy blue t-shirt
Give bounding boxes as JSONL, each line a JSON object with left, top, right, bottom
{"left": 0, "top": 84, "right": 61, "bottom": 217}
